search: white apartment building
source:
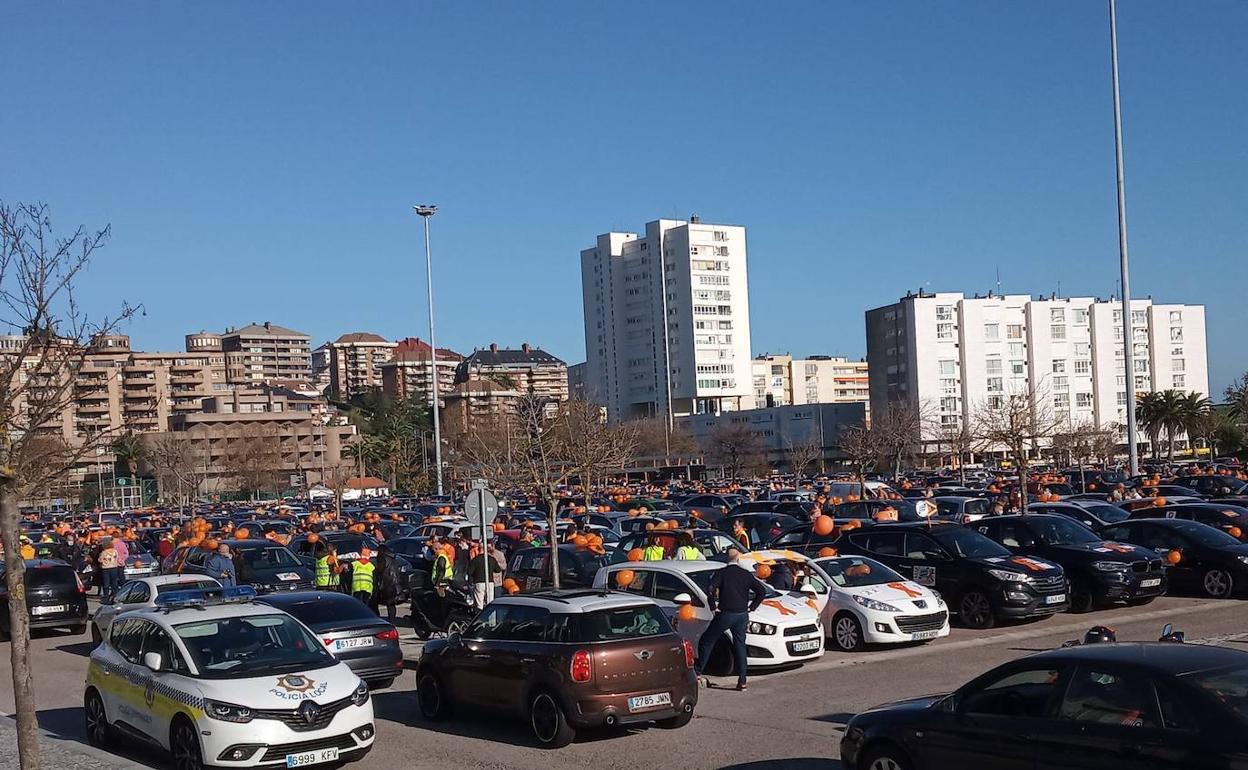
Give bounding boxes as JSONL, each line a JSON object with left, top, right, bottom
{"left": 752, "top": 355, "right": 870, "bottom": 417}
{"left": 580, "top": 217, "right": 752, "bottom": 422}
{"left": 865, "top": 291, "right": 1209, "bottom": 446}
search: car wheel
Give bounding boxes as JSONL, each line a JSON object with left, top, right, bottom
{"left": 528, "top": 690, "right": 576, "bottom": 748}
{"left": 416, "top": 671, "right": 451, "bottom": 721}
{"left": 170, "top": 717, "right": 205, "bottom": 770}
{"left": 958, "top": 590, "right": 995, "bottom": 630}
{"left": 861, "top": 743, "right": 912, "bottom": 770}
{"left": 1068, "top": 582, "right": 1096, "bottom": 614}
{"left": 90, "top": 623, "right": 103, "bottom": 646}
{"left": 705, "top": 638, "right": 735, "bottom": 677}
{"left": 1203, "top": 568, "right": 1234, "bottom": 599}
{"left": 832, "top": 612, "right": 865, "bottom": 652}
{"left": 655, "top": 711, "right": 693, "bottom": 729}
{"left": 84, "top": 690, "right": 112, "bottom": 748}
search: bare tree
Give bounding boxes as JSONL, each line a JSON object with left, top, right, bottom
{"left": 973, "top": 384, "right": 1060, "bottom": 490}
{"left": 512, "top": 392, "right": 575, "bottom": 587}
{"left": 837, "top": 423, "right": 879, "bottom": 495}
{"left": 785, "top": 433, "right": 823, "bottom": 478}
{"left": 220, "top": 425, "right": 282, "bottom": 499}
{"left": 873, "top": 401, "right": 926, "bottom": 479}
{"left": 446, "top": 412, "right": 528, "bottom": 491}
{"left": 0, "top": 202, "right": 138, "bottom": 769}
{"left": 561, "top": 400, "right": 639, "bottom": 507}
{"left": 144, "top": 432, "right": 205, "bottom": 511}
{"left": 703, "top": 422, "right": 766, "bottom": 480}
{"left": 630, "top": 416, "right": 698, "bottom": 462}
{"left": 932, "top": 419, "right": 975, "bottom": 484}
{"left": 321, "top": 461, "right": 356, "bottom": 514}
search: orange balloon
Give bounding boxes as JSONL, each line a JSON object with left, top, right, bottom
{"left": 202, "top": 538, "right": 219, "bottom": 551}
{"left": 1228, "top": 526, "right": 1243, "bottom": 539}
{"left": 627, "top": 548, "right": 644, "bottom": 562}
{"left": 677, "top": 603, "right": 696, "bottom": 622}
{"left": 755, "top": 563, "right": 772, "bottom": 579}
{"left": 234, "top": 528, "right": 250, "bottom": 540}
{"left": 573, "top": 535, "right": 589, "bottom": 549}
{"left": 813, "top": 515, "right": 835, "bottom": 536}
{"left": 818, "top": 547, "right": 838, "bottom": 558}
{"left": 307, "top": 532, "right": 320, "bottom": 544}
{"left": 615, "top": 569, "right": 636, "bottom": 588}
{"left": 1154, "top": 497, "right": 1167, "bottom": 507}
{"left": 492, "top": 521, "right": 506, "bottom": 532}
{"left": 1167, "top": 549, "right": 1182, "bottom": 565}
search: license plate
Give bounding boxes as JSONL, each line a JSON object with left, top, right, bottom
{"left": 792, "top": 638, "right": 821, "bottom": 652}
{"left": 910, "top": 630, "right": 940, "bottom": 641}
{"left": 286, "top": 748, "right": 339, "bottom": 767}
{"left": 1044, "top": 594, "right": 1066, "bottom": 605}
{"left": 1141, "top": 578, "right": 1161, "bottom": 588}
{"left": 31, "top": 605, "right": 67, "bottom": 616}
{"left": 332, "top": 637, "right": 374, "bottom": 652}
{"left": 278, "top": 572, "right": 301, "bottom": 581}
{"left": 627, "top": 692, "right": 672, "bottom": 712}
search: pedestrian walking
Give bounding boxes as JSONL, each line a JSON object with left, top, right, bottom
{"left": 695, "top": 547, "right": 765, "bottom": 691}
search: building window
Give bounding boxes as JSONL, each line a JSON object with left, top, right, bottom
{"left": 1076, "top": 393, "right": 1094, "bottom": 408}
{"left": 1074, "top": 360, "right": 1090, "bottom": 375}
{"left": 1052, "top": 360, "right": 1066, "bottom": 373}
{"left": 1050, "top": 325, "right": 1066, "bottom": 340}
{"left": 1008, "top": 343, "right": 1025, "bottom": 358}
{"left": 1074, "top": 343, "right": 1090, "bottom": 357}
{"left": 937, "top": 323, "right": 954, "bottom": 340}
{"left": 986, "top": 377, "right": 1004, "bottom": 393}
{"left": 1171, "top": 346, "right": 1184, "bottom": 357}
{"left": 1053, "top": 376, "right": 1069, "bottom": 392}
{"left": 987, "top": 395, "right": 1004, "bottom": 409}
{"left": 1172, "top": 358, "right": 1185, "bottom": 372}
{"left": 1132, "top": 310, "right": 1147, "bottom": 325}
{"left": 1170, "top": 327, "right": 1184, "bottom": 341}
{"left": 1116, "top": 392, "right": 1127, "bottom": 406}
{"left": 940, "top": 397, "right": 958, "bottom": 413}
{"left": 1169, "top": 310, "right": 1183, "bottom": 323}
{"left": 1007, "top": 324, "right": 1023, "bottom": 340}
{"left": 1073, "top": 309, "right": 1088, "bottom": 324}
{"left": 1135, "top": 375, "right": 1150, "bottom": 390}
{"left": 1011, "top": 360, "right": 1026, "bottom": 376}
{"left": 984, "top": 323, "right": 1000, "bottom": 341}
{"left": 941, "top": 378, "right": 958, "bottom": 394}
{"left": 936, "top": 305, "right": 954, "bottom": 321}
{"left": 1173, "top": 374, "right": 1186, "bottom": 388}
{"left": 1053, "top": 393, "right": 1067, "bottom": 408}
{"left": 985, "top": 359, "right": 1003, "bottom": 375}
{"left": 1051, "top": 308, "right": 1066, "bottom": 323}
{"left": 939, "top": 359, "right": 956, "bottom": 376}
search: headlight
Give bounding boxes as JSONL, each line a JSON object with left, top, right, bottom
{"left": 350, "top": 680, "right": 370, "bottom": 706}
{"left": 746, "top": 621, "right": 777, "bottom": 635}
{"left": 987, "top": 569, "right": 1032, "bottom": 583}
{"left": 1092, "top": 561, "right": 1129, "bottom": 572}
{"left": 204, "top": 700, "right": 253, "bottom": 723}
{"left": 1237, "top": 556, "right": 1248, "bottom": 566}
{"left": 853, "top": 594, "right": 900, "bottom": 613}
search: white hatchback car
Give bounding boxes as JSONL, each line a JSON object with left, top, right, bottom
{"left": 84, "top": 586, "right": 375, "bottom": 770}
{"left": 593, "top": 560, "right": 824, "bottom": 673}
{"left": 91, "top": 575, "right": 222, "bottom": 645}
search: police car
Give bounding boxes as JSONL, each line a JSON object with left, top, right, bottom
{"left": 84, "top": 586, "right": 375, "bottom": 769}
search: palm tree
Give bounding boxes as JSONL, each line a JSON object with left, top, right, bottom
{"left": 1135, "top": 392, "right": 1165, "bottom": 461}
{"left": 1226, "top": 373, "right": 1248, "bottom": 425}
{"left": 1176, "top": 392, "right": 1211, "bottom": 458}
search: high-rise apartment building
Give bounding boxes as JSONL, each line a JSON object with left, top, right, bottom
{"left": 190, "top": 322, "right": 311, "bottom": 384}
{"left": 865, "top": 291, "right": 1209, "bottom": 446}
{"left": 328, "top": 332, "right": 394, "bottom": 398}
{"left": 379, "top": 337, "right": 463, "bottom": 402}
{"left": 456, "top": 343, "right": 568, "bottom": 401}
{"left": 580, "top": 217, "right": 752, "bottom": 423}
{"left": 751, "top": 355, "right": 870, "bottom": 417}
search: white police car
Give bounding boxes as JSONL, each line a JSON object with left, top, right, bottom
{"left": 84, "top": 586, "right": 375, "bottom": 770}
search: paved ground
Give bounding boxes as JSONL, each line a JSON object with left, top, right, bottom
{"left": 1, "top": 594, "right": 1245, "bottom": 770}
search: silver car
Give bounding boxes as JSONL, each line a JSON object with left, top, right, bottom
{"left": 89, "top": 574, "right": 221, "bottom": 645}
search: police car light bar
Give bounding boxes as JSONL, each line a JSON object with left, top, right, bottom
{"left": 154, "top": 585, "right": 257, "bottom": 612}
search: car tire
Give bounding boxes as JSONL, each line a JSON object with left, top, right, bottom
{"left": 957, "top": 590, "right": 995, "bottom": 630}
{"left": 705, "top": 638, "right": 735, "bottom": 677}
{"left": 529, "top": 689, "right": 576, "bottom": 749}
{"left": 860, "top": 743, "right": 913, "bottom": 770}
{"left": 1068, "top": 581, "right": 1096, "bottom": 614}
{"left": 1203, "top": 568, "right": 1234, "bottom": 599}
{"left": 84, "top": 689, "right": 112, "bottom": 748}
{"left": 416, "top": 671, "right": 451, "bottom": 721}
{"left": 655, "top": 711, "right": 693, "bottom": 729}
{"left": 831, "top": 612, "right": 866, "bottom": 652}
{"left": 170, "top": 717, "right": 206, "bottom": 770}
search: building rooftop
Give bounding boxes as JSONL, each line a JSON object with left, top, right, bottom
{"left": 463, "top": 343, "right": 564, "bottom": 367}
{"left": 223, "top": 322, "right": 309, "bottom": 338}
{"left": 333, "top": 332, "right": 390, "bottom": 345}
{"left": 390, "top": 337, "right": 464, "bottom": 362}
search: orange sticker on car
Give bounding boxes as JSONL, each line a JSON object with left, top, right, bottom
{"left": 887, "top": 582, "right": 924, "bottom": 598}
{"left": 761, "top": 599, "right": 797, "bottom": 616}
{"left": 1010, "top": 557, "right": 1050, "bottom": 572}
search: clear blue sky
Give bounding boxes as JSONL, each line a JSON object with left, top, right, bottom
{"left": 3, "top": 2, "right": 1244, "bottom": 395}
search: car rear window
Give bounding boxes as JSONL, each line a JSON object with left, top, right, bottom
{"left": 156, "top": 580, "right": 219, "bottom": 595}
{"left": 28, "top": 564, "right": 78, "bottom": 588}
{"left": 573, "top": 605, "right": 671, "bottom": 642}
{"left": 270, "top": 596, "right": 376, "bottom": 625}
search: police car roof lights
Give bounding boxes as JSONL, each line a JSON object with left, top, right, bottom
{"left": 154, "top": 585, "right": 257, "bottom": 612}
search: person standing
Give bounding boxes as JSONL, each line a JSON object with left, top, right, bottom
{"left": 204, "top": 544, "right": 238, "bottom": 587}
{"left": 467, "top": 544, "right": 494, "bottom": 609}
{"left": 695, "top": 548, "right": 765, "bottom": 691}
{"left": 370, "top": 545, "right": 403, "bottom": 622}
{"left": 642, "top": 536, "right": 666, "bottom": 561}
{"left": 675, "top": 533, "right": 702, "bottom": 561}
{"left": 97, "top": 537, "right": 121, "bottom": 604}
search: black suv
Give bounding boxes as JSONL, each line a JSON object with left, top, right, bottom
{"left": 973, "top": 514, "right": 1166, "bottom": 612}
{"left": 1099, "top": 518, "right": 1248, "bottom": 599}
{"left": 0, "top": 559, "right": 88, "bottom": 639}
{"left": 834, "top": 522, "right": 1068, "bottom": 629}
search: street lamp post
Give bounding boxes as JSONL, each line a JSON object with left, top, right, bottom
{"left": 414, "top": 204, "right": 445, "bottom": 496}
{"left": 1109, "top": 0, "right": 1140, "bottom": 476}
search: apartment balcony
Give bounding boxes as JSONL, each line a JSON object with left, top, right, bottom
{"left": 75, "top": 416, "right": 112, "bottom": 427}
{"left": 76, "top": 401, "right": 110, "bottom": 414}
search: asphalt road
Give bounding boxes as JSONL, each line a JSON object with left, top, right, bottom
{"left": 2, "top": 594, "right": 1245, "bottom": 770}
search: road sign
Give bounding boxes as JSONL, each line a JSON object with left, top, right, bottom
{"left": 471, "top": 478, "right": 489, "bottom": 491}
{"left": 464, "top": 488, "right": 499, "bottom": 527}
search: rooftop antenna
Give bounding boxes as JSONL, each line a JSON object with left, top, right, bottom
{"left": 995, "top": 266, "right": 1002, "bottom": 296}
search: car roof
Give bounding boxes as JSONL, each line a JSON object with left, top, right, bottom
{"left": 135, "top": 574, "right": 221, "bottom": 587}
{"left": 131, "top": 600, "right": 293, "bottom": 625}
{"left": 1026, "top": 642, "right": 1248, "bottom": 674}
{"left": 603, "top": 559, "right": 721, "bottom": 574}
{"left": 255, "top": 590, "right": 358, "bottom": 607}
{"left": 493, "top": 589, "right": 661, "bottom": 613}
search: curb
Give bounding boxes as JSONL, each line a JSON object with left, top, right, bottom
{"left": 1, "top": 713, "right": 151, "bottom": 770}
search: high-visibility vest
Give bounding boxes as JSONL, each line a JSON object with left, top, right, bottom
{"left": 351, "top": 560, "right": 375, "bottom": 595}
{"left": 432, "top": 553, "right": 452, "bottom": 583}
{"left": 642, "top": 545, "right": 665, "bottom": 561}
{"left": 675, "top": 545, "right": 701, "bottom": 561}
{"left": 315, "top": 556, "right": 338, "bottom": 587}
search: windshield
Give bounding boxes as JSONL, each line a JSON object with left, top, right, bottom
{"left": 269, "top": 597, "right": 377, "bottom": 625}
{"left": 687, "top": 567, "right": 780, "bottom": 598}
{"left": 175, "top": 613, "right": 333, "bottom": 678}
{"left": 817, "top": 557, "right": 904, "bottom": 587}
{"left": 1081, "top": 504, "right": 1130, "bottom": 523}
{"left": 1183, "top": 665, "right": 1248, "bottom": 724}
{"left": 236, "top": 546, "right": 301, "bottom": 568}
{"left": 1029, "top": 517, "right": 1101, "bottom": 545}
{"left": 574, "top": 605, "right": 672, "bottom": 642}
{"left": 1172, "top": 520, "right": 1242, "bottom": 547}
{"left": 324, "top": 535, "right": 376, "bottom": 556}
{"left": 932, "top": 527, "right": 1011, "bottom": 559}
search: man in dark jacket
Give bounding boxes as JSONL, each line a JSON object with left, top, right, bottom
{"left": 695, "top": 547, "right": 766, "bottom": 691}
{"left": 369, "top": 545, "right": 404, "bottom": 622}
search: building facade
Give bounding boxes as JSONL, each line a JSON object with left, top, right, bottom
{"left": 379, "top": 337, "right": 463, "bottom": 402}
{"left": 751, "top": 355, "right": 870, "bottom": 417}
{"left": 455, "top": 343, "right": 568, "bottom": 402}
{"left": 580, "top": 217, "right": 752, "bottom": 423}
{"left": 328, "top": 332, "right": 394, "bottom": 399}
{"left": 865, "top": 290, "right": 1210, "bottom": 446}
{"left": 679, "top": 402, "right": 867, "bottom": 473}
{"left": 196, "top": 322, "right": 312, "bottom": 384}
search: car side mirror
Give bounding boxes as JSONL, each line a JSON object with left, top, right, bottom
{"left": 673, "top": 593, "right": 692, "bottom": 605}
{"left": 142, "top": 652, "right": 163, "bottom": 672}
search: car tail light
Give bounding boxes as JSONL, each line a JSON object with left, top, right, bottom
{"left": 681, "top": 639, "right": 694, "bottom": 668}
{"left": 375, "top": 628, "right": 399, "bottom": 641}
{"left": 570, "top": 649, "right": 592, "bottom": 683}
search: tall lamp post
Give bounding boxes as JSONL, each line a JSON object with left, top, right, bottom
{"left": 1109, "top": 0, "right": 1140, "bottom": 476}
{"left": 414, "top": 204, "right": 445, "bottom": 495}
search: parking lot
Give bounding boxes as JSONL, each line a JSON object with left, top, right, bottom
{"left": 4, "top": 593, "right": 1243, "bottom": 770}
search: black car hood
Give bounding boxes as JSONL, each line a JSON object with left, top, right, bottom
{"left": 969, "top": 555, "right": 1063, "bottom": 577}
{"left": 860, "top": 693, "right": 947, "bottom": 715}
{"left": 1046, "top": 541, "right": 1155, "bottom": 562}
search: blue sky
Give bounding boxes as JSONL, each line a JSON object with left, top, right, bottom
{"left": 3, "top": 2, "right": 1244, "bottom": 395}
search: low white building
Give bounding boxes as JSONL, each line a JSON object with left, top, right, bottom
{"left": 752, "top": 355, "right": 870, "bottom": 417}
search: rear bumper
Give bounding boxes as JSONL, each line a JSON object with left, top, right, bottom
{"left": 344, "top": 651, "right": 404, "bottom": 683}
{"left": 569, "top": 674, "right": 698, "bottom": 728}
